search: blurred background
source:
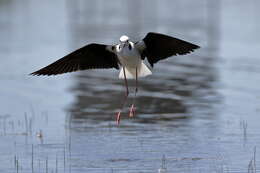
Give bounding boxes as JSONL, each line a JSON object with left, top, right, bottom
{"left": 0, "top": 0, "right": 260, "bottom": 172}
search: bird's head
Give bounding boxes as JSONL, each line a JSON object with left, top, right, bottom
{"left": 119, "top": 35, "right": 129, "bottom": 43}
{"left": 119, "top": 35, "right": 130, "bottom": 49}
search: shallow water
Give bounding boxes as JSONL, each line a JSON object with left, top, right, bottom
{"left": 1, "top": 0, "right": 260, "bottom": 172}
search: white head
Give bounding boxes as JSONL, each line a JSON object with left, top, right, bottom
{"left": 119, "top": 35, "right": 129, "bottom": 43}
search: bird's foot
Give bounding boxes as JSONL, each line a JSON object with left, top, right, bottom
{"left": 129, "top": 104, "right": 136, "bottom": 118}
{"left": 116, "top": 111, "right": 121, "bottom": 125}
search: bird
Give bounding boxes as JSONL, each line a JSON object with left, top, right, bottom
{"left": 30, "top": 32, "right": 200, "bottom": 125}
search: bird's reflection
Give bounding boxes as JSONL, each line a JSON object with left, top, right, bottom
{"left": 68, "top": 54, "right": 218, "bottom": 125}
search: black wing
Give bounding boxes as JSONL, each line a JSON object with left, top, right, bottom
{"left": 137, "top": 32, "right": 200, "bottom": 67}
{"left": 30, "top": 43, "right": 119, "bottom": 76}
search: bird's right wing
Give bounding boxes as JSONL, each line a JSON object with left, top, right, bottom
{"left": 135, "top": 32, "right": 200, "bottom": 67}
{"left": 30, "top": 43, "right": 119, "bottom": 76}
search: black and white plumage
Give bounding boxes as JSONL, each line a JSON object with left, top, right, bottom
{"left": 31, "top": 32, "right": 200, "bottom": 124}
{"left": 31, "top": 32, "right": 200, "bottom": 77}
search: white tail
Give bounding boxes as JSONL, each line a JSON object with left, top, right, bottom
{"left": 119, "top": 62, "right": 152, "bottom": 79}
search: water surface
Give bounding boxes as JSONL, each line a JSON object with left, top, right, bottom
{"left": 0, "top": 0, "right": 260, "bottom": 172}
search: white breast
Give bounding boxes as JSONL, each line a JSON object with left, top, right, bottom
{"left": 116, "top": 42, "right": 141, "bottom": 68}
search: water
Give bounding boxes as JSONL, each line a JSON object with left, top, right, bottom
{"left": 0, "top": 0, "right": 260, "bottom": 172}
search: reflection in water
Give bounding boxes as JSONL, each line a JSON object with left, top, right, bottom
{"left": 2, "top": 0, "right": 260, "bottom": 172}
{"left": 66, "top": 0, "right": 221, "bottom": 125}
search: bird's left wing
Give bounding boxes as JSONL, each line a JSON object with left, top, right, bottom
{"left": 135, "top": 32, "right": 200, "bottom": 67}
{"left": 30, "top": 43, "right": 119, "bottom": 76}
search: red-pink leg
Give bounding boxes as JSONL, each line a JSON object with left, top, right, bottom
{"left": 116, "top": 67, "right": 129, "bottom": 125}
{"left": 129, "top": 67, "right": 138, "bottom": 117}
{"left": 116, "top": 112, "right": 121, "bottom": 125}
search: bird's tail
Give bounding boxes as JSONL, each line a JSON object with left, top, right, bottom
{"left": 119, "top": 61, "right": 152, "bottom": 79}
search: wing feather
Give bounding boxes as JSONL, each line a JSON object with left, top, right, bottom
{"left": 31, "top": 43, "right": 119, "bottom": 76}
{"left": 136, "top": 32, "right": 200, "bottom": 67}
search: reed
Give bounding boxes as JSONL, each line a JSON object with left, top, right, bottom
{"left": 248, "top": 147, "right": 256, "bottom": 173}
{"left": 31, "top": 144, "right": 34, "bottom": 173}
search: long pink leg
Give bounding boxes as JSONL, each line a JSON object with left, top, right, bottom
{"left": 129, "top": 67, "right": 138, "bottom": 117}
{"left": 116, "top": 67, "right": 129, "bottom": 125}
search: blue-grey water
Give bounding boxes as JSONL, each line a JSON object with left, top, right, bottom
{"left": 1, "top": 0, "right": 260, "bottom": 172}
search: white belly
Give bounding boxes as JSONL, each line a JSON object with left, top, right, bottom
{"left": 118, "top": 50, "right": 141, "bottom": 68}
{"left": 116, "top": 42, "right": 152, "bottom": 79}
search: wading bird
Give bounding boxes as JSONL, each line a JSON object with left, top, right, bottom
{"left": 31, "top": 32, "right": 200, "bottom": 125}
